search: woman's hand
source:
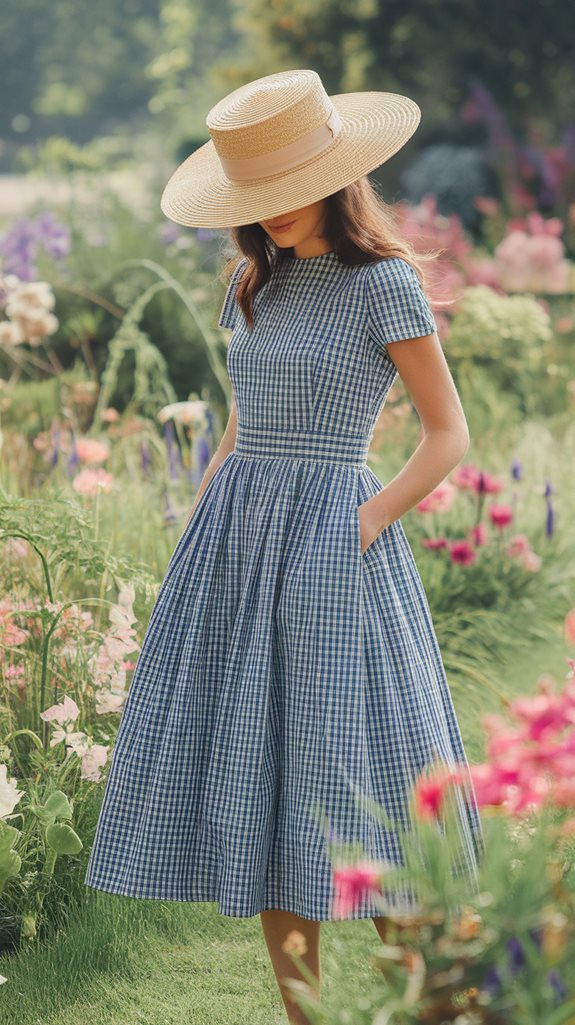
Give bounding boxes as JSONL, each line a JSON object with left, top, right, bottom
{"left": 357, "top": 495, "right": 390, "bottom": 555}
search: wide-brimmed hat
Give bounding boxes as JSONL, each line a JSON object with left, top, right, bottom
{"left": 160, "top": 69, "right": 422, "bottom": 229}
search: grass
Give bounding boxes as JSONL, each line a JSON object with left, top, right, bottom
{"left": 0, "top": 886, "right": 389, "bottom": 1025}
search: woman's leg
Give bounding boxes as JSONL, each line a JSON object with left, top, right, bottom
{"left": 260, "top": 909, "right": 321, "bottom": 1025}
{"left": 371, "top": 916, "right": 393, "bottom": 942}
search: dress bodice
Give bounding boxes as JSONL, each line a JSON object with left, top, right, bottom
{"left": 218, "top": 250, "right": 437, "bottom": 460}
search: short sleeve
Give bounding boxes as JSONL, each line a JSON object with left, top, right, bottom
{"left": 365, "top": 257, "right": 437, "bottom": 352}
{"left": 217, "top": 256, "right": 248, "bottom": 329}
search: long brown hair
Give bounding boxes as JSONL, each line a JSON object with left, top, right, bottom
{"left": 220, "top": 175, "right": 449, "bottom": 329}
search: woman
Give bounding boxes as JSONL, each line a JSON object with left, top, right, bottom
{"left": 85, "top": 69, "right": 483, "bottom": 1024}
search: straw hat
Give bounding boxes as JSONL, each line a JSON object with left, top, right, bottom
{"left": 160, "top": 69, "right": 422, "bottom": 229}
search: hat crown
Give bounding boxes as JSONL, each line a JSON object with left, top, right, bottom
{"left": 206, "top": 70, "right": 336, "bottom": 161}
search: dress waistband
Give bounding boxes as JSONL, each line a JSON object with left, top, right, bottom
{"left": 234, "top": 424, "right": 370, "bottom": 467}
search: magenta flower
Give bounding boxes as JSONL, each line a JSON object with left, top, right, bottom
{"left": 331, "top": 860, "right": 385, "bottom": 918}
{"left": 422, "top": 537, "right": 449, "bottom": 550}
{"left": 449, "top": 540, "right": 477, "bottom": 565}
{"left": 477, "top": 472, "right": 504, "bottom": 495}
{"left": 489, "top": 504, "right": 513, "bottom": 528}
{"left": 413, "top": 767, "right": 459, "bottom": 819}
{"left": 465, "top": 764, "right": 512, "bottom": 807}
{"left": 509, "top": 692, "right": 571, "bottom": 740}
{"left": 469, "top": 523, "right": 487, "bottom": 546}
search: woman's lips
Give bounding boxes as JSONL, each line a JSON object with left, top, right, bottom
{"left": 270, "top": 219, "right": 296, "bottom": 233}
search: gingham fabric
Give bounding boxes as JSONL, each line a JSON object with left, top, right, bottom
{"left": 84, "top": 251, "right": 484, "bottom": 920}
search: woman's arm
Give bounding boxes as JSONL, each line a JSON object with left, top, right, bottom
{"left": 183, "top": 397, "right": 238, "bottom": 528}
{"left": 359, "top": 331, "right": 469, "bottom": 548}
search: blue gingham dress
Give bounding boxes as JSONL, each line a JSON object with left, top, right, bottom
{"left": 84, "top": 250, "right": 483, "bottom": 920}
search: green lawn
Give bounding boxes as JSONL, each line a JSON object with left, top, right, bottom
{"left": 0, "top": 884, "right": 391, "bottom": 1025}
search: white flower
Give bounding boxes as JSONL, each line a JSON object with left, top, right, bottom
{"left": 157, "top": 399, "right": 209, "bottom": 428}
{"left": 40, "top": 694, "right": 80, "bottom": 725}
{"left": 0, "top": 319, "right": 25, "bottom": 347}
{"left": 0, "top": 763, "right": 25, "bottom": 818}
{"left": 81, "top": 744, "right": 109, "bottom": 782}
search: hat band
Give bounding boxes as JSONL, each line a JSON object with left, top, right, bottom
{"left": 218, "top": 106, "right": 343, "bottom": 183}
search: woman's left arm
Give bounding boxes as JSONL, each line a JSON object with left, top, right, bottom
{"left": 359, "top": 330, "right": 470, "bottom": 550}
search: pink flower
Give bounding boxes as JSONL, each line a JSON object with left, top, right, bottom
{"left": 3, "top": 538, "right": 29, "bottom": 560}
{"left": 506, "top": 533, "right": 531, "bottom": 556}
{"left": 451, "top": 464, "right": 481, "bottom": 490}
{"left": 508, "top": 692, "right": 570, "bottom": 740}
{"left": 489, "top": 504, "right": 513, "bottom": 528}
{"left": 72, "top": 468, "right": 114, "bottom": 496}
{"left": 416, "top": 481, "right": 457, "bottom": 513}
{"left": 75, "top": 438, "right": 110, "bottom": 464}
{"left": 521, "top": 550, "right": 541, "bottom": 572}
{"left": 422, "top": 537, "right": 449, "bottom": 550}
{"left": 553, "top": 781, "right": 575, "bottom": 808}
{"left": 506, "top": 776, "right": 552, "bottom": 814}
{"left": 331, "top": 860, "right": 385, "bottom": 918}
{"left": 449, "top": 540, "right": 477, "bottom": 565}
{"left": 564, "top": 609, "right": 575, "bottom": 647}
{"left": 469, "top": 523, "right": 488, "bottom": 546}
{"left": 477, "top": 473, "right": 504, "bottom": 495}
{"left": 465, "top": 763, "right": 512, "bottom": 807}
{"left": 101, "top": 407, "right": 120, "bottom": 423}
{"left": 413, "top": 767, "right": 458, "bottom": 819}
{"left": 0, "top": 598, "right": 28, "bottom": 647}
{"left": 5, "top": 664, "right": 24, "bottom": 679}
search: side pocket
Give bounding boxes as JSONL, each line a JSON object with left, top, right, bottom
{"left": 360, "top": 514, "right": 388, "bottom": 565}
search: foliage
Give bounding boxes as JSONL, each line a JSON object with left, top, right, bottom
{"left": 445, "top": 285, "right": 553, "bottom": 418}
{"left": 0, "top": 492, "right": 163, "bottom": 950}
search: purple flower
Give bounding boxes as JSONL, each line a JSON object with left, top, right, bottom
{"left": 140, "top": 441, "right": 151, "bottom": 476}
{"left": 506, "top": 935, "right": 526, "bottom": 974}
{"left": 163, "top": 489, "right": 178, "bottom": 526}
{"left": 481, "top": 964, "right": 502, "bottom": 996}
{"left": 162, "top": 420, "right": 181, "bottom": 480}
{"left": 158, "top": 222, "right": 182, "bottom": 246}
{"left": 511, "top": 459, "right": 522, "bottom": 480}
{"left": 34, "top": 211, "right": 71, "bottom": 259}
{"left": 464, "top": 81, "right": 512, "bottom": 150}
{"left": 0, "top": 219, "right": 38, "bottom": 281}
{"left": 547, "top": 969, "right": 567, "bottom": 1004}
{"left": 66, "top": 437, "right": 79, "bottom": 476}
{"left": 0, "top": 212, "right": 70, "bottom": 280}
{"left": 196, "top": 434, "right": 211, "bottom": 475}
{"left": 49, "top": 425, "right": 61, "bottom": 468}
{"left": 196, "top": 228, "right": 217, "bottom": 242}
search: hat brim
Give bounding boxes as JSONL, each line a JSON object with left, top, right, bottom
{"left": 160, "top": 92, "right": 421, "bottom": 229}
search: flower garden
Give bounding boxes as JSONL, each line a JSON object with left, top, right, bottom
{"left": 1, "top": 109, "right": 575, "bottom": 1024}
